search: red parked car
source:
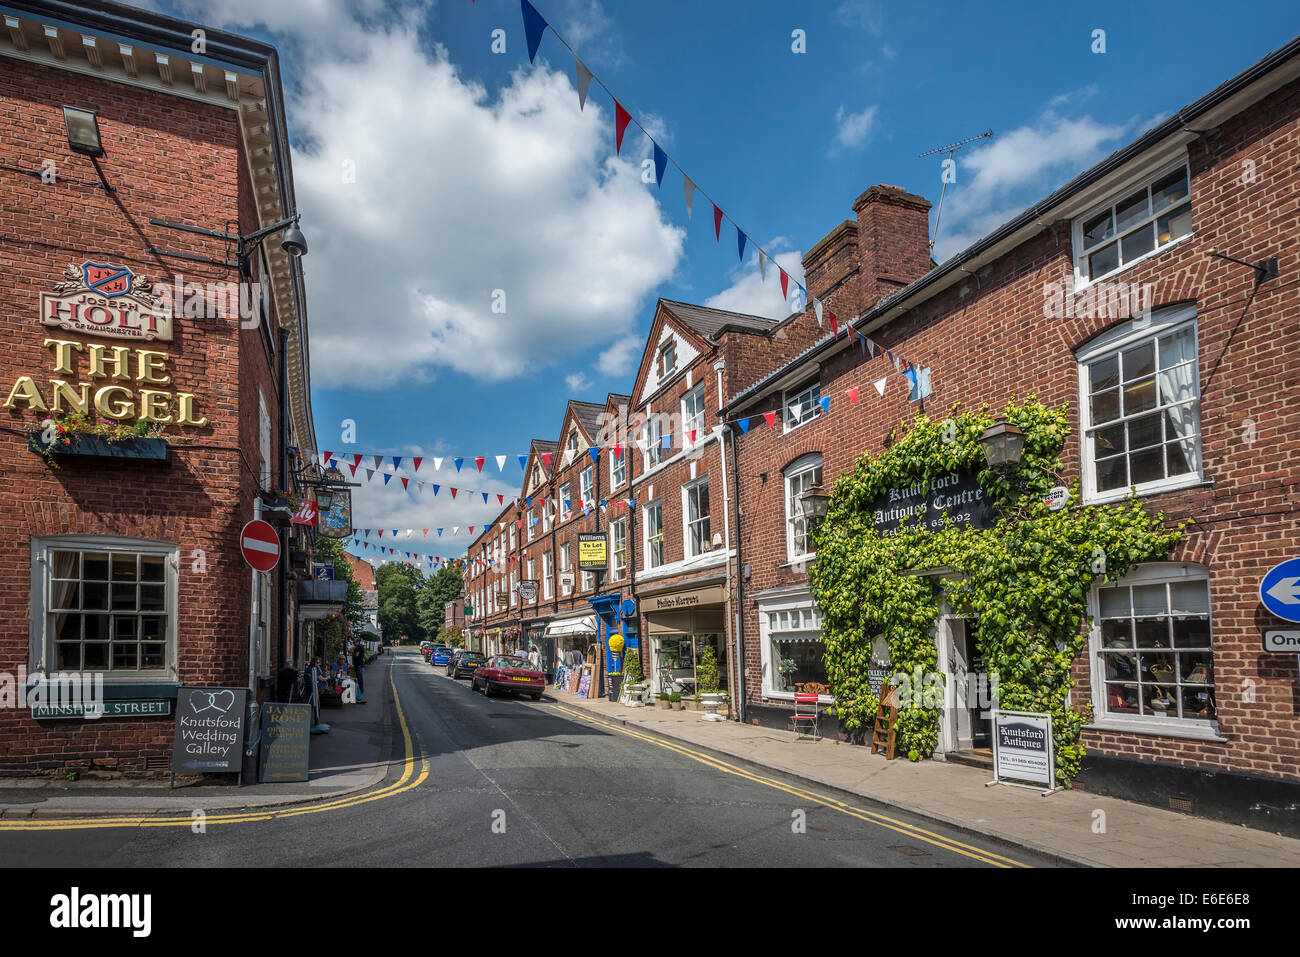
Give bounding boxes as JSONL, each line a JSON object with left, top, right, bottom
{"left": 472, "top": 655, "right": 545, "bottom": 701}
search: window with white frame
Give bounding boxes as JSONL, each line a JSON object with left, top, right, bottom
{"left": 559, "top": 483, "right": 572, "bottom": 521}
{"left": 510, "top": 570, "right": 517, "bottom": 606}
{"left": 1074, "top": 161, "right": 1192, "bottom": 284}
{"left": 684, "top": 479, "right": 711, "bottom": 558}
{"left": 785, "top": 454, "right": 824, "bottom": 561}
{"left": 258, "top": 390, "right": 272, "bottom": 486}
{"left": 642, "top": 410, "right": 663, "bottom": 468}
{"left": 559, "top": 543, "right": 572, "bottom": 596}
{"left": 35, "top": 537, "right": 177, "bottom": 677}
{"left": 566, "top": 429, "right": 579, "bottom": 455}
{"left": 582, "top": 569, "right": 594, "bottom": 592}
{"left": 658, "top": 339, "right": 676, "bottom": 377}
{"left": 542, "top": 551, "right": 554, "bottom": 599}
{"left": 610, "top": 445, "right": 627, "bottom": 489}
{"left": 580, "top": 466, "right": 594, "bottom": 507}
{"left": 681, "top": 384, "right": 705, "bottom": 443}
{"left": 1091, "top": 564, "right": 1215, "bottom": 725}
{"left": 527, "top": 508, "right": 535, "bottom": 541}
{"left": 784, "top": 377, "right": 822, "bottom": 432}
{"left": 643, "top": 500, "right": 664, "bottom": 569}
{"left": 543, "top": 499, "right": 553, "bottom": 533}
{"left": 526, "top": 559, "right": 535, "bottom": 602}
{"left": 1078, "top": 306, "right": 1201, "bottom": 502}
{"left": 610, "top": 518, "right": 628, "bottom": 580}
{"left": 759, "top": 599, "right": 830, "bottom": 699}
{"left": 532, "top": 463, "right": 544, "bottom": 489}
{"left": 509, "top": 524, "right": 516, "bottom": 550}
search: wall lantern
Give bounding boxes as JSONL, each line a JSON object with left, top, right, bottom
{"left": 978, "top": 421, "right": 1025, "bottom": 468}
{"left": 62, "top": 106, "right": 115, "bottom": 192}
{"left": 800, "top": 484, "right": 831, "bottom": 521}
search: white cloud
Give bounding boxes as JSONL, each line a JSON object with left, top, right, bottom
{"left": 932, "top": 104, "right": 1139, "bottom": 261}
{"left": 596, "top": 335, "right": 641, "bottom": 377}
{"left": 167, "top": 1, "right": 684, "bottom": 387}
{"left": 836, "top": 0, "right": 883, "bottom": 34}
{"left": 703, "top": 248, "right": 806, "bottom": 320}
{"left": 832, "top": 104, "right": 879, "bottom": 153}
{"left": 565, "top": 371, "right": 592, "bottom": 392}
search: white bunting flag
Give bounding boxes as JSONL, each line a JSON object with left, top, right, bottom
{"left": 813, "top": 298, "right": 823, "bottom": 326}
{"left": 758, "top": 249, "right": 767, "bottom": 282}
{"left": 433, "top": 457, "right": 444, "bottom": 471}
{"left": 873, "top": 377, "right": 888, "bottom": 396}
{"left": 575, "top": 55, "right": 594, "bottom": 111}
{"left": 683, "top": 175, "right": 696, "bottom": 218}
{"left": 496, "top": 455, "right": 507, "bottom": 472}
{"left": 453, "top": 526, "right": 460, "bottom": 535}
{"left": 406, "top": 529, "right": 413, "bottom": 538}
{"left": 365, "top": 468, "right": 375, "bottom": 482}
{"left": 372, "top": 455, "right": 382, "bottom": 470}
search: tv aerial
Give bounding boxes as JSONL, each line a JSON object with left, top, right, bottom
{"left": 918, "top": 129, "right": 993, "bottom": 253}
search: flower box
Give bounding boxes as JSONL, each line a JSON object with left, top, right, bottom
{"left": 30, "top": 433, "right": 167, "bottom": 461}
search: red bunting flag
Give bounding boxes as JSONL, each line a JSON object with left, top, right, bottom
{"left": 541, "top": 452, "right": 553, "bottom": 469}
{"left": 713, "top": 204, "right": 723, "bottom": 241}
{"left": 829, "top": 312, "right": 839, "bottom": 338}
{"left": 613, "top": 443, "right": 623, "bottom": 460}
{"left": 349, "top": 463, "right": 358, "bottom": 476}
{"left": 423, "top": 529, "right": 429, "bottom": 536}
{"left": 475, "top": 456, "right": 485, "bottom": 472}
{"left": 687, "top": 429, "right": 696, "bottom": 444}
{"left": 498, "top": 494, "right": 505, "bottom": 504}
{"left": 451, "top": 488, "right": 458, "bottom": 499}
{"left": 400, "top": 477, "right": 409, "bottom": 490}
{"left": 378, "top": 530, "right": 384, "bottom": 537}
{"left": 763, "top": 411, "right": 777, "bottom": 429}
{"left": 413, "top": 457, "right": 423, "bottom": 472}
{"left": 468, "top": 526, "right": 474, "bottom": 534}
{"left": 779, "top": 269, "right": 789, "bottom": 299}
{"left": 615, "top": 101, "right": 631, "bottom": 154}
{"left": 352, "top": 454, "right": 363, "bottom": 467}
{"left": 846, "top": 386, "right": 859, "bottom": 405}
{"left": 323, "top": 451, "right": 333, "bottom": 462}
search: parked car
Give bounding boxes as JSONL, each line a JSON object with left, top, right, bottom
{"left": 419, "top": 641, "right": 435, "bottom": 659}
{"left": 429, "top": 645, "right": 455, "bottom": 667}
{"left": 446, "top": 650, "right": 486, "bottom": 678}
{"left": 471, "top": 655, "right": 545, "bottom": 700}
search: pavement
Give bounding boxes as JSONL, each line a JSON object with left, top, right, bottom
{"left": 548, "top": 685, "right": 1300, "bottom": 868}
{"left": 0, "top": 656, "right": 393, "bottom": 817}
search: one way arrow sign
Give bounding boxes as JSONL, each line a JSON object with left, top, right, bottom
{"left": 1260, "top": 559, "right": 1300, "bottom": 622}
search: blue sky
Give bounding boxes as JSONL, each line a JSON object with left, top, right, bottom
{"left": 147, "top": 0, "right": 1299, "bottom": 567}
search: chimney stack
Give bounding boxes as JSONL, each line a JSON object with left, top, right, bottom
{"left": 852, "top": 184, "right": 932, "bottom": 306}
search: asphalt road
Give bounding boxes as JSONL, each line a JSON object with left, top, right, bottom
{"left": 0, "top": 650, "right": 1058, "bottom": 867}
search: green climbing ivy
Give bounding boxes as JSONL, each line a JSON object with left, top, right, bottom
{"left": 809, "top": 397, "right": 1187, "bottom": 784}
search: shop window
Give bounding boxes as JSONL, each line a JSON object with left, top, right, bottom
{"left": 1077, "top": 305, "right": 1201, "bottom": 503}
{"left": 785, "top": 454, "right": 823, "bottom": 561}
{"left": 1090, "top": 564, "right": 1215, "bottom": 726}
{"left": 759, "top": 600, "right": 829, "bottom": 699}
{"left": 783, "top": 377, "right": 822, "bottom": 432}
{"left": 1073, "top": 161, "right": 1192, "bottom": 285}
{"left": 610, "top": 518, "right": 628, "bottom": 581}
{"left": 683, "top": 479, "right": 710, "bottom": 558}
{"left": 644, "top": 500, "right": 664, "bottom": 569}
{"left": 35, "top": 537, "right": 178, "bottom": 678}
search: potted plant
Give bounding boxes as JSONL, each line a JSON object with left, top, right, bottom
{"left": 670, "top": 692, "right": 682, "bottom": 710}
{"left": 28, "top": 413, "right": 168, "bottom": 468}
{"left": 657, "top": 692, "right": 671, "bottom": 711}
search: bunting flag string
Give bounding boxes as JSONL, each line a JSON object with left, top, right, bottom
{"left": 312, "top": 450, "right": 533, "bottom": 475}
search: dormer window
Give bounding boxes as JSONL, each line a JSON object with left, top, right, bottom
{"left": 658, "top": 340, "right": 676, "bottom": 377}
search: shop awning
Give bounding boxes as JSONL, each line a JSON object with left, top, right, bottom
{"left": 544, "top": 614, "right": 599, "bottom": 638}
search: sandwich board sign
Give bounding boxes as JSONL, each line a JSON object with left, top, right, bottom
{"left": 258, "top": 702, "right": 312, "bottom": 783}
{"left": 986, "top": 710, "right": 1061, "bottom": 796}
{"left": 171, "top": 687, "right": 247, "bottom": 773}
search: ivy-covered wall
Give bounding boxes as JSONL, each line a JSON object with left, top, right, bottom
{"left": 809, "top": 398, "right": 1185, "bottom": 783}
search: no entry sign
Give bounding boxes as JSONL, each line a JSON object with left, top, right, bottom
{"left": 241, "top": 519, "right": 281, "bottom": 571}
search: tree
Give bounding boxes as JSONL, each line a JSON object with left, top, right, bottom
{"left": 376, "top": 562, "right": 424, "bottom": 643}
{"left": 316, "top": 536, "right": 365, "bottom": 631}
{"left": 417, "top": 564, "right": 463, "bottom": 637}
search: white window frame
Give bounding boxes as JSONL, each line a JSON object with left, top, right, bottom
{"left": 258, "top": 389, "right": 272, "bottom": 487}
{"left": 559, "top": 483, "right": 572, "bottom": 522}
{"left": 610, "top": 444, "right": 627, "bottom": 490}
{"left": 681, "top": 383, "right": 705, "bottom": 446}
{"left": 542, "top": 552, "right": 554, "bottom": 600}
{"left": 1072, "top": 158, "right": 1193, "bottom": 289}
{"left": 658, "top": 339, "right": 676, "bottom": 377}
{"left": 526, "top": 559, "right": 536, "bottom": 604}
{"left": 757, "top": 594, "right": 831, "bottom": 704}
{"left": 1077, "top": 305, "right": 1202, "bottom": 505}
{"left": 610, "top": 518, "right": 629, "bottom": 581}
{"left": 1086, "top": 563, "right": 1220, "bottom": 739}
{"left": 642, "top": 410, "right": 663, "bottom": 469}
{"left": 643, "top": 499, "right": 664, "bottom": 570}
{"left": 783, "top": 377, "right": 822, "bottom": 433}
{"left": 581, "top": 569, "right": 594, "bottom": 592}
{"left": 683, "top": 478, "right": 711, "bottom": 559}
{"left": 785, "top": 453, "right": 824, "bottom": 562}
{"left": 543, "top": 499, "right": 553, "bottom": 533}
{"left": 509, "top": 570, "right": 518, "bottom": 607}
{"left": 580, "top": 467, "right": 594, "bottom": 507}
{"left": 509, "top": 524, "right": 516, "bottom": 550}
{"left": 31, "top": 535, "right": 180, "bottom": 683}
{"left": 527, "top": 508, "right": 535, "bottom": 541}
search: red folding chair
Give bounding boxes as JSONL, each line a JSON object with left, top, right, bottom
{"left": 790, "top": 693, "right": 821, "bottom": 741}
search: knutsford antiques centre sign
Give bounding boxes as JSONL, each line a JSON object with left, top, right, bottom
{"left": 871, "top": 468, "right": 995, "bottom": 536}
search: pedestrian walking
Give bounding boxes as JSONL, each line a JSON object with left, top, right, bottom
{"left": 351, "top": 640, "right": 366, "bottom": 703}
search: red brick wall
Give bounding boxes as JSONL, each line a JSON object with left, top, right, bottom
{"left": 0, "top": 60, "right": 282, "bottom": 772}
{"left": 734, "top": 80, "right": 1300, "bottom": 781}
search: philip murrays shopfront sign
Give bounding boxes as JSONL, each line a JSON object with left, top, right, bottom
{"left": 871, "top": 468, "right": 995, "bottom": 536}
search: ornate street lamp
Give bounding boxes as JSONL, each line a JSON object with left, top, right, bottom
{"left": 799, "top": 484, "right": 831, "bottom": 522}
{"left": 978, "top": 421, "right": 1025, "bottom": 468}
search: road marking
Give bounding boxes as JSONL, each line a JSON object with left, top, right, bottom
{"left": 548, "top": 702, "right": 1030, "bottom": 868}
{"left": 0, "top": 660, "right": 428, "bottom": 832}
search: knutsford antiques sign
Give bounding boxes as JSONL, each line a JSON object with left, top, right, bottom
{"left": 41, "top": 261, "right": 173, "bottom": 342}
{"left": 871, "top": 468, "right": 995, "bottom": 536}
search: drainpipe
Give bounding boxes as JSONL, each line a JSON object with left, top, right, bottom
{"left": 278, "top": 326, "right": 289, "bottom": 672}
{"left": 726, "top": 423, "right": 746, "bottom": 724}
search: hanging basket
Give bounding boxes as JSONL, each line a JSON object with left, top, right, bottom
{"left": 29, "top": 433, "right": 167, "bottom": 462}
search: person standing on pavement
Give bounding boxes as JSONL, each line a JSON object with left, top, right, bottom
{"left": 351, "top": 641, "right": 366, "bottom": 703}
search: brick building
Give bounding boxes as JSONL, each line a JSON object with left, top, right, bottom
{"left": 725, "top": 35, "right": 1300, "bottom": 829}
{"left": 0, "top": 1, "right": 321, "bottom": 773}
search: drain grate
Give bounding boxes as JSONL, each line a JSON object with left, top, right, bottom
{"left": 1169, "top": 795, "right": 1193, "bottom": 813}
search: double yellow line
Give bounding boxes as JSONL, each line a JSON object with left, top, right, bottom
{"left": 0, "top": 663, "right": 428, "bottom": 832}
{"left": 549, "top": 703, "right": 1030, "bottom": 868}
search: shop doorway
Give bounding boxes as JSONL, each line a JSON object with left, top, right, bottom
{"left": 936, "top": 610, "right": 993, "bottom": 755}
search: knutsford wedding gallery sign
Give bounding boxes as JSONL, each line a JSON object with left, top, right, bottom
{"left": 871, "top": 468, "right": 996, "bottom": 536}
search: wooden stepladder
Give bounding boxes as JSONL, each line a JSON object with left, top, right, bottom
{"left": 870, "top": 684, "right": 900, "bottom": 760}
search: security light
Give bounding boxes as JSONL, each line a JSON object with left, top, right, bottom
{"left": 63, "top": 106, "right": 104, "bottom": 157}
